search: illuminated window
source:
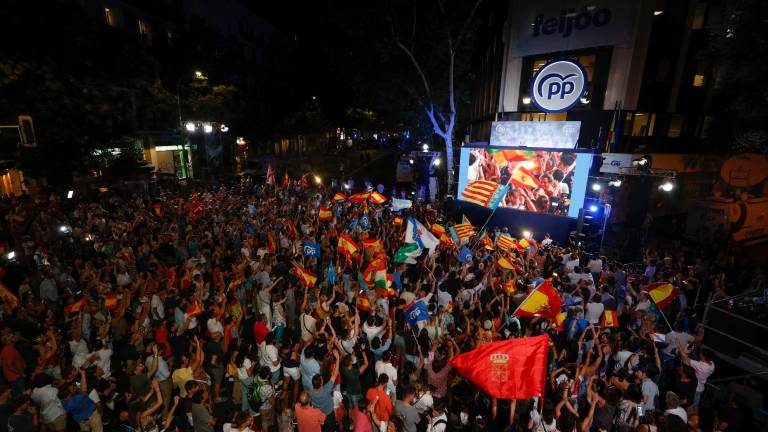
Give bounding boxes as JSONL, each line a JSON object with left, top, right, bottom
{"left": 520, "top": 112, "right": 566, "bottom": 121}
{"left": 693, "top": 74, "right": 705, "bottom": 87}
{"left": 138, "top": 19, "right": 152, "bottom": 41}
{"left": 531, "top": 54, "right": 596, "bottom": 81}
{"left": 104, "top": 7, "right": 116, "bottom": 27}
{"left": 668, "top": 115, "right": 684, "bottom": 137}
{"left": 631, "top": 113, "right": 655, "bottom": 137}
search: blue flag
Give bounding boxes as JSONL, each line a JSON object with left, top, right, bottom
{"left": 405, "top": 301, "right": 430, "bottom": 327}
{"left": 347, "top": 218, "right": 358, "bottom": 230}
{"left": 327, "top": 261, "right": 337, "bottom": 285}
{"left": 359, "top": 215, "right": 371, "bottom": 231}
{"left": 458, "top": 246, "right": 473, "bottom": 264}
{"left": 302, "top": 242, "right": 321, "bottom": 258}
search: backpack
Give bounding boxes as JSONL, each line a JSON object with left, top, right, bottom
{"left": 247, "top": 377, "right": 269, "bottom": 410}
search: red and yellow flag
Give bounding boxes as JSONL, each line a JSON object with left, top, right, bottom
{"left": 643, "top": 282, "right": 678, "bottom": 309}
{"left": 356, "top": 293, "right": 371, "bottom": 311}
{"left": 332, "top": 192, "right": 347, "bottom": 203}
{"left": 104, "top": 294, "right": 118, "bottom": 311}
{"left": 186, "top": 301, "right": 203, "bottom": 317}
{"left": 510, "top": 165, "right": 541, "bottom": 189}
{"left": 497, "top": 255, "right": 515, "bottom": 270}
{"left": 301, "top": 173, "right": 310, "bottom": 188}
{"left": 64, "top": 298, "right": 85, "bottom": 315}
{"left": 318, "top": 206, "right": 333, "bottom": 221}
{"left": 555, "top": 312, "right": 567, "bottom": 331}
{"left": 514, "top": 280, "right": 562, "bottom": 320}
{"left": 369, "top": 191, "right": 387, "bottom": 205}
{"left": 283, "top": 218, "right": 299, "bottom": 239}
{"left": 337, "top": 234, "right": 359, "bottom": 260}
{"left": 497, "top": 235, "right": 516, "bottom": 252}
{"left": 503, "top": 279, "right": 517, "bottom": 294}
{"left": 362, "top": 238, "right": 383, "bottom": 253}
{"left": 393, "top": 216, "right": 403, "bottom": 226}
{"left": 267, "top": 232, "right": 277, "bottom": 254}
{"left": 601, "top": 310, "right": 618, "bottom": 328}
{"left": 348, "top": 192, "right": 370, "bottom": 203}
{"left": 281, "top": 172, "right": 289, "bottom": 188}
{"left": 293, "top": 263, "right": 317, "bottom": 288}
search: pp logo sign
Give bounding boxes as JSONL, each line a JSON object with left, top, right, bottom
{"left": 530, "top": 59, "right": 587, "bottom": 113}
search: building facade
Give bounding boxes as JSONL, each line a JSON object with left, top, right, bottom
{"left": 470, "top": 0, "right": 718, "bottom": 154}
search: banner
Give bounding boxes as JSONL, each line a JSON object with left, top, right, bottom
{"left": 490, "top": 121, "right": 581, "bottom": 149}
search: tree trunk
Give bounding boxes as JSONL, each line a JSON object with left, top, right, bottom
{"left": 443, "top": 133, "right": 454, "bottom": 196}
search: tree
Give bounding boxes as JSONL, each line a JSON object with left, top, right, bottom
{"left": 386, "top": 0, "right": 483, "bottom": 191}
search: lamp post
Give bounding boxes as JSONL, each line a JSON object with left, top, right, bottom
{"left": 176, "top": 70, "right": 207, "bottom": 179}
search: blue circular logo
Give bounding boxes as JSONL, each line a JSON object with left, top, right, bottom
{"left": 530, "top": 59, "right": 588, "bottom": 113}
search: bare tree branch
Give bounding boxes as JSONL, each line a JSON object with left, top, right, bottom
{"left": 387, "top": 15, "right": 433, "bottom": 102}
{"left": 456, "top": 0, "right": 484, "bottom": 46}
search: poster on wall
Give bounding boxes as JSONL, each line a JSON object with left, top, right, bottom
{"left": 489, "top": 121, "right": 581, "bottom": 148}
{"left": 458, "top": 147, "right": 592, "bottom": 218}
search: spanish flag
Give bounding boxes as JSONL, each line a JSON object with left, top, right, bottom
{"left": 293, "top": 263, "right": 317, "bottom": 288}
{"left": 514, "top": 280, "right": 563, "bottom": 320}
{"left": 332, "top": 192, "right": 347, "bottom": 203}
{"left": 104, "top": 294, "right": 118, "bottom": 311}
{"left": 301, "top": 173, "right": 310, "bottom": 188}
{"left": 281, "top": 172, "right": 290, "bottom": 188}
{"left": 503, "top": 279, "right": 517, "bottom": 294}
{"left": 601, "top": 310, "right": 618, "bottom": 328}
{"left": 267, "top": 231, "right": 277, "bottom": 254}
{"left": 283, "top": 218, "right": 299, "bottom": 239}
{"left": 510, "top": 165, "right": 541, "bottom": 189}
{"left": 318, "top": 206, "right": 333, "bottom": 221}
{"left": 369, "top": 191, "right": 387, "bottom": 205}
{"left": 643, "top": 282, "right": 678, "bottom": 309}
{"left": 337, "top": 234, "right": 359, "bottom": 260}
{"left": 555, "top": 312, "right": 567, "bottom": 331}
{"left": 348, "top": 192, "right": 370, "bottom": 203}
{"left": 430, "top": 223, "right": 446, "bottom": 237}
{"left": 519, "top": 238, "right": 530, "bottom": 248}
{"left": 64, "top": 298, "right": 85, "bottom": 315}
{"left": 186, "top": 301, "right": 203, "bottom": 317}
{"left": 362, "top": 238, "right": 383, "bottom": 253}
{"left": 356, "top": 293, "right": 371, "bottom": 311}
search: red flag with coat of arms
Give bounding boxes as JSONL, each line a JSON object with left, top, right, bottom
{"left": 449, "top": 335, "right": 549, "bottom": 399}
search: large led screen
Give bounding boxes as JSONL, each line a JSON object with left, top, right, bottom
{"left": 457, "top": 147, "right": 592, "bottom": 218}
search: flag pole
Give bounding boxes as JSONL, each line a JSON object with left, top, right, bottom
{"left": 648, "top": 295, "right": 675, "bottom": 331}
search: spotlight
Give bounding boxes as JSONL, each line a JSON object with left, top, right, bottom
{"left": 185, "top": 122, "right": 196, "bottom": 132}
{"left": 592, "top": 183, "right": 601, "bottom": 192}
{"left": 314, "top": 176, "right": 321, "bottom": 184}
{"left": 58, "top": 225, "right": 71, "bottom": 234}
{"left": 522, "top": 230, "right": 532, "bottom": 239}
{"left": 589, "top": 205, "right": 598, "bottom": 212}
{"left": 659, "top": 181, "right": 675, "bottom": 192}
{"left": 608, "top": 179, "right": 623, "bottom": 187}
{"left": 343, "top": 183, "right": 350, "bottom": 190}
{"left": 522, "top": 96, "right": 532, "bottom": 105}
{"left": 220, "top": 124, "right": 229, "bottom": 132}
{"left": 194, "top": 70, "right": 205, "bottom": 79}
{"left": 203, "top": 124, "right": 214, "bottom": 134}
{"left": 409, "top": 159, "right": 414, "bottom": 164}
{"left": 422, "top": 143, "right": 429, "bottom": 152}
{"left": 67, "top": 190, "right": 74, "bottom": 199}
{"left": 579, "top": 90, "right": 591, "bottom": 104}
{"left": 5, "top": 251, "right": 15, "bottom": 260}
{"left": 632, "top": 155, "right": 652, "bottom": 171}
{"left": 433, "top": 158, "right": 441, "bottom": 166}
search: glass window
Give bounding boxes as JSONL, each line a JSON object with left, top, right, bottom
{"left": 692, "top": 2, "right": 707, "bottom": 30}
{"left": 693, "top": 74, "right": 705, "bottom": 87}
{"left": 622, "top": 113, "right": 633, "bottom": 136}
{"left": 531, "top": 54, "right": 595, "bottom": 81}
{"left": 631, "top": 113, "right": 650, "bottom": 137}
{"left": 520, "top": 112, "right": 567, "bottom": 121}
{"left": 668, "top": 115, "right": 684, "bottom": 137}
{"left": 104, "top": 8, "right": 117, "bottom": 27}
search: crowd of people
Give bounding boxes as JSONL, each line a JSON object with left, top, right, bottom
{"left": 0, "top": 176, "right": 760, "bottom": 432}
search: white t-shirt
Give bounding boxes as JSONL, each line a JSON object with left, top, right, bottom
{"left": 530, "top": 409, "right": 557, "bottom": 432}
{"left": 259, "top": 343, "right": 281, "bottom": 372}
{"left": 69, "top": 339, "right": 89, "bottom": 368}
{"left": 375, "top": 361, "right": 398, "bottom": 394}
{"left": 237, "top": 358, "right": 253, "bottom": 380}
{"left": 363, "top": 322, "right": 384, "bottom": 343}
{"left": 666, "top": 406, "right": 687, "bottom": 424}
{"left": 31, "top": 385, "right": 65, "bottom": 424}
{"left": 588, "top": 259, "right": 603, "bottom": 273}
{"left": 689, "top": 359, "right": 715, "bottom": 392}
{"left": 151, "top": 294, "right": 165, "bottom": 320}
{"left": 207, "top": 318, "right": 224, "bottom": 335}
{"left": 585, "top": 302, "right": 605, "bottom": 325}
{"left": 92, "top": 348, "right": 113, "bottom": 377}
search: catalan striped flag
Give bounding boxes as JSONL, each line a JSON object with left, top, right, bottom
{"left": 293, "top": 263, "right": 318, "bottom": 288}
{"left": 332, "top": 192, "right": 347, "bottom": 203}
{"left": 479, "top": 232, "right": 495, "bottom": 250}
{"left": 460, "top": 180, "right": 509, "bottom": 209}
{"left": 514, "top": 280, "right": 563, "bottom": 320}
{"left": 496, "top": 234, "right": 516, "bottom": 252}
{"left": 454, "top": 222, "right": 476, "bottom": 241}
{"left": 430, "top": 223, "right": 446, "bottom": 237}
{"left": 643, "top": 282, "right": 678, "bottom": 309}
{"left": 318, "top": 206, "right": 333, "bottom": 221}
{"left": 369, "top": 191, "right": 387, "bottom": 205}
{"left": 601, "top": 310, "right": 619, "bottom": 328}
{"left": 337, "top": 234, "right": 359, "bottom": 260}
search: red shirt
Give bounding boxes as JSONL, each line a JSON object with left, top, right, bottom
{"left": 295, "top": 403, "right": 326, "bottom": 432}
{"left": 0, "top": 344, "right": 26, "bottom": 382}
{"left": 253, "top": 321, "right": 269, "bottom": 344}
{"left": 365, "top": 387, "right": 393, "bottom": 421}
{"left": 351, "top": 407, "right": 373, "bottom": 432}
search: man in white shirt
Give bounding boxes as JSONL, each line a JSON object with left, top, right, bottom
{"left": 676, "top": 340, "right": 714, "bottom": 406}
{"left": 31, "top": 375, "right": 67, "bottom": 432}
{"left": 664, "top": 391, "right": 687, "bottom": 424}
{"left": 151, "top": 290, "right": 166, "bottom": 321}
{"left": 374, "top": 351, "right": 398, "bottom": 395}
{"left": 427, "top": 398, "right": 448, "bottom": 432}
{"left": 662, "top": 323, "right": 695, "bottom": 357}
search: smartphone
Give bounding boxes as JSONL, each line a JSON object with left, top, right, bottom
{"left": 636, "top": 406, "right": 643, "bottom": 417}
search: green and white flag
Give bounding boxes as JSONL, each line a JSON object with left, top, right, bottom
{"left": 394, "top": 243, "right": 421, "bottom": 264}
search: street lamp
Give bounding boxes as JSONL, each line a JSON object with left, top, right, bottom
{"left": 314, "top": 175, "right": 321, "bottom": 184}
{"left": 185, "top": 122, "right": 196, "bottom": 132}
{"left": 203, "top": 124, "right": 214, "bottom": 134}
{"left": 220, "top": 124, "right": 229, "bottom": 132}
